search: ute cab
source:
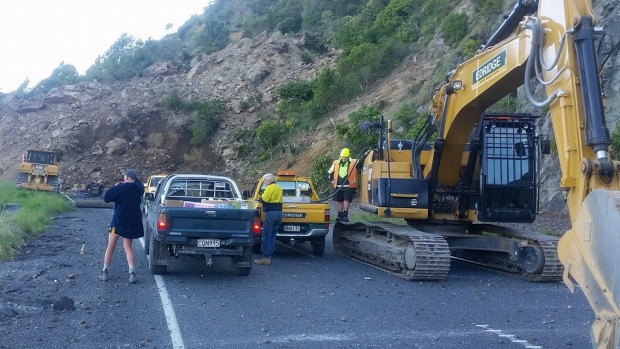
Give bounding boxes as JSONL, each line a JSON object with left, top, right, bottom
{"left": 144, "top": 174, "right": 167, "bottom": 194}
{"left": 143, "top": 174, "right": 167, "bottom": 214}
{"left": 248, "top": 170, "right": 330, "bottom": 255}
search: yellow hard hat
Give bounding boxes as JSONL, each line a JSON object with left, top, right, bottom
{"left": 340, "top": 148, "right": 350, "bottom": 157}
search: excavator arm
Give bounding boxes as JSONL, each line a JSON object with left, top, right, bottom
{"left": 433, "top": 0, "right": 620, "bottom": 347}
{"left": 334, "top": 1, "right": 619, "bottom": 346}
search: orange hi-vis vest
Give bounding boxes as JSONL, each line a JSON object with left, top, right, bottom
{"left": 332, "top": 159, "right": 358, "bottom": 189}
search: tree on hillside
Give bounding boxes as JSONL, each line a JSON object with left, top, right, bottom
{"left": 85, "top": 34, "right": 152, "bottom": 82}
{"left": 29, "top": 62, "right": 79, "bottom": 96}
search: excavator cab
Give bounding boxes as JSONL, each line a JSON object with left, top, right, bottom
{"left": 478, "top": 114, "right": 538, "bottom": 223}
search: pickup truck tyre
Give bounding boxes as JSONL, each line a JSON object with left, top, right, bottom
{"left": 148, "top": 234, "right": 168, "bottom": 275}
{"left": 231, "top": 246, "right": 252, "bottom": 276}
{"left": 310, "top": 237, "right": 326, "bottom": 256}
{"left": 253, "top": 242, "right": 262, "bottom": 254}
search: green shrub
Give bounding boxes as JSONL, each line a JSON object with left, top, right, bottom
{"left": 441, "top": 13, "right": 469, "bottom": 47}
{"left": 0, "top": 181, "right": 73, "bottom": 260}
{"left": 300, "top": 51, "right": 314, "bottom": 64}
{"left": 336, "top": 105, "right": 382, "bottom": 154}
{"left": 256, "top": 119, "right": 285, "bottom": 149}
{"left": 310, "top": 154, "right": 334, "bottom": 198}
{"left": 473, "top": 0, "right": 505, "bottom": 18}
{"left": 160, "top": 90, "right": 189, "bottom": 111}
{"left": 278, "top": 80, "right": 314, "bottom": 101}
{"left": 189, "top": 98, "right": 227, "bottom": 145}
{"left": 463, "top": 38, "right": 482, "bottom": 58}
{"left": 393, "top": 103, "right": 426, "bottom": 139}
{"left": 239, "top": 96, "right": 257, "bottom": 111}
{"left": 610, "top": 122, "right": 620, "bottom": 160}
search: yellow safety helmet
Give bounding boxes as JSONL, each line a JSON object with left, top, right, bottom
{"left": 340, "top": 148, "right": 350, "bottom": 157}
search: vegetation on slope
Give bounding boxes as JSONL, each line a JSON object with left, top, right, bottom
{"left": 0, "top": 181, "right": 73, "bottom": 260}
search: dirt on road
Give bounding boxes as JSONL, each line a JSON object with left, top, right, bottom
{"left": 0, "top": 208, "right": 166, "bottom": 349}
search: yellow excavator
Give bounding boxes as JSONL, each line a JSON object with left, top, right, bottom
{"left": 332, "top": 0, "right": 620, "bottom": 347}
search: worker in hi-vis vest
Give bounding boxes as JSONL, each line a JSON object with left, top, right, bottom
{"left": 327, "top": 148, "right": 362, "bottom": 222}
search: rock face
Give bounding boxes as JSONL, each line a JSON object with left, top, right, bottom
{"left": 0, "top": 31, "right": 335, "bottom": 190}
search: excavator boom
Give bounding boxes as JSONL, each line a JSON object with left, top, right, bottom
{"left": 332, "top": 0, "right": 620, "bottom": 347}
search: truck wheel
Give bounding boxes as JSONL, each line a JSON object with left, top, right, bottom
{"left": 232, "top": 246, "right": 252, "bottom": 276}
{"left": 310, "top": 237, "right": 325, "bottom": 256}
{"left": 149, "top": 235, "right": 168, "bottom": 275}
{"left": 253, "top": 242, "right": 261, "bottom": 254}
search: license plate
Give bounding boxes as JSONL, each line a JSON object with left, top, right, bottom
{"left": 284, "top": 212, "right": 305, "bottom": 218}
{"left": 197, "top": 239, "right": 220, "bottom": 247}
{"left": 283, "top": 225, "right": 301, "bottom": 232}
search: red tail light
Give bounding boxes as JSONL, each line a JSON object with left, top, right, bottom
{"left": 324, "top": 209, "right": 330, "bottom": 223}
{"left": 252, "top": 217, "right": 262, "bottom": 235}
{"left": 157, "top": 213, "right": 167, "bottom": 231}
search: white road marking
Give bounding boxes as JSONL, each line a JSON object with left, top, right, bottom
{"left": 139, "top": 238, "right": 186, "bottom": 349}
{"left": 475, "top": 324, "right": 543, "bottom": 348}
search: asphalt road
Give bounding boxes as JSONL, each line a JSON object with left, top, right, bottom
{"left": 0, "top": 207, "right": 594, "bottom": 349}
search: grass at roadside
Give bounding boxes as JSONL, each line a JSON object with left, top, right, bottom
{"left": 348, "top": 211, "right": 407, "bottom": 225}
{"left": 0, "top": 180, "right": 73, "bottom": 260}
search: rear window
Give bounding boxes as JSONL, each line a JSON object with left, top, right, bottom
{"left": 151, "top": 176, "right": 164, "bottom": 187}
{"left": 260, "top": 180, "right": 312, "bottom": 197}
{"left": 167, "top": 178, "right": 238, "bottom": 200}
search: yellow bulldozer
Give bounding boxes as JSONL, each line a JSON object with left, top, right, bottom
{"left": 16, "top": 150, "right": 60, "bottom": 192}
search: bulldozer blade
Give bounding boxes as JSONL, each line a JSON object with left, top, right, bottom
{"left": 558, "top": 189, "right": 620, "bottom": 349}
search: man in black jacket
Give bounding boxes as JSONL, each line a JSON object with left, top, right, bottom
{"left": 99, "top": 169, "right": 144, "bottom": 284}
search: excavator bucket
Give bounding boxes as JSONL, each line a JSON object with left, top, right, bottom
{"left": 558, "top": 189, "right": 620, "bottom": 349}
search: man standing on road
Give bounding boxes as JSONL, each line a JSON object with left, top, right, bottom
{"left": 327, "top": 148, "right": 360, "bottom": 222}
{"left": 99, "top": 169, "right": 144, "bottom": 283}
{"left": 255, "top": 173, "right": 283, "bottom": 266}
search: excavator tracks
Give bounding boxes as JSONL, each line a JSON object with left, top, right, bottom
{"left": 334, "top": 221, "right": 563, "bottom": 282}
{"left": 473, "top": 224, "right": 563, "bottom": 282}
{"left": 333, "top": 221, "right": 451, "bottom": 280}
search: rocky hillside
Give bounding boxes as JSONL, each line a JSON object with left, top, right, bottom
{"left": 0, "top": 0, "right": 619, "bottom": 212}
{"left": 0, "top": 31, "right": 336, "bottom": 191}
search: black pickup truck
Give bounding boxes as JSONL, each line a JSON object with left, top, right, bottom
{"left": 143, "top": 174, "right": 259, "bottom": 276}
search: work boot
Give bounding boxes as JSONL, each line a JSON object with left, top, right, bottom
{"left": 342, "top": 215, "right": 349, "bottom": 222}
{"left": 254, "top": 257, "right": 272, "bottom": 265}
{"left": 335, "top": 212, "right": 343, "bottom": 222}
{"left": 99, "top": 269, "right": 109, "bottom": 282}
{"left": 129, "top": 272, "right": 137, "bottom": 284}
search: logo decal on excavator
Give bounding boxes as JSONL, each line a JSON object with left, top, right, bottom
{"left": 472, "top": 49, "right": 507, "bottom": 86}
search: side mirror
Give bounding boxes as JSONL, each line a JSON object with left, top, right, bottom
{"left": 539, "top": 139, "right": 551, "bottom": 155}
{"left": 144, "top": 192, "right": 155, "bottom": 201}
{"left": 242, "top": 190, "right": 251, "bottom": 200}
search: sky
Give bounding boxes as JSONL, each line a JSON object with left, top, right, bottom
{"left": 0, "top": 1, "right": 212, "bottom": 93}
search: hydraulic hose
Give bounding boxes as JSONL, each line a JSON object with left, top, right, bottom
{"left": 524, "top": 18, "right": 562, "bottom": 108}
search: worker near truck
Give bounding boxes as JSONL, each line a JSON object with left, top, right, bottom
{"left": 99, "top": 169, "right": 144, "bottom": 284}
{"left": 254, "top": 173, "right": 283, "bottom": 266}
{"left": 327, "top": 148, "right": 361, "bottom": 222}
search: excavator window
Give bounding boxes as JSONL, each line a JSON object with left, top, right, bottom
{"left": 27, "top": 151, "right": 54, "bottom": 164}
{"left": 478, "top": 116, "right": 537, "bottom": 223}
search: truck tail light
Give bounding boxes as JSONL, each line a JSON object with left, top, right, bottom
{"left": 252, "top": 217, "right": 261, "bottom": 235}
{"left": 324, "top": 209, "right": 330, "bottom": 223}
{"left": 157, "top": 213, "right": 167, "bottom": 231}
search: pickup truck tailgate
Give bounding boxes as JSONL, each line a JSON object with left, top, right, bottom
{"left": 166, "top": 208, "right": 256, "bottom": 238}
